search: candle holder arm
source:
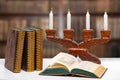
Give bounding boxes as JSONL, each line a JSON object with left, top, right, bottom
{"left": 80, "top": 51, "right": 101, "bottom": 64}
{"left": 78, "top": 38, "right": 110, "bottom": 48}
{"left": 47, "top": 36, "right": 78, "bottom": 48}
{"left": 69, "top": 48, "right": 101, "bottom": 64}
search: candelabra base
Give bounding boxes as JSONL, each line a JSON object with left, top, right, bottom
{"left": 69, "top": 48, "right": 101, "bottom": 64}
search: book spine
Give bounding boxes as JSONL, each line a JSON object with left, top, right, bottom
{"left": 27, "top": 31, "right": 35, "bottom": 72}
{"left": 14, "top": 31, "right": 25, "bottom": 72}
{"left": 36, "top": 30, "right": 43, "bottom": 70}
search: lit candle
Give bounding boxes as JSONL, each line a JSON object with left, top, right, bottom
{"left": 49, "top": 10, "right": 53, "bottom": 29}
{"left": 86, "top": 11, "right": 90, "bottom": 30}
{"left": 67, "top": 10, "right": 71, "bottom": 30}
{"left": 104, "top": 12, "right": 108, "bottom": 30}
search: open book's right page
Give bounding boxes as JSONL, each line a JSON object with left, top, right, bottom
{"left": 71, "top": 61, "right": 107, "bottom": 78}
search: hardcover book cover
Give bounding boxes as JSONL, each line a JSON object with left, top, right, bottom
{"left": 5, "top": 29, "right": 25, "bottom": 73}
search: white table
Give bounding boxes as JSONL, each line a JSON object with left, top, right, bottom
{"left": 0, "top": 58, "right": 120, "bottom": 80}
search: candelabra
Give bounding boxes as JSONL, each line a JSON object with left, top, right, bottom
{"left": 46, "top": 29, "right": 111, "bottom": 64}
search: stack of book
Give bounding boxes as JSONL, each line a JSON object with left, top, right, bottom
{"left": 5, "top": 27, "right": 43, "bottom": 72}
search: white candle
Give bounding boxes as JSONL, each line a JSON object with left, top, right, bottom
{"left": 86, "top": 11, "right": 90, "bottom": 30}
{"left": 104, "top": 12, "right": 108, "bottom": 30}
{"left": 49, "top": 10, "right": 53, "bottom": 29}
{"left": 67, "top": 10, "right": 71, "bottom": 30}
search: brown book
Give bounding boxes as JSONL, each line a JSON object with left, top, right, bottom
{"left": 22, "top": 28, "right": 35, "bottom": 72}
{"left": 5, "top": 29, "right": 25, "bottom": 73}
{"left": 31, "top": 27, "right": 43, "bottom": 70}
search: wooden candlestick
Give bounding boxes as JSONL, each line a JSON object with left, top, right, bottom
{"left": 64, "top": 29, "right": 74, "bottom": 39}
{"left": 45, "top": 29, "right": 111, "bottom": 64}
{"left": 46, "top": 29, "right": 56, "bottom": 37}
{"left": 101, "top": 30, "right": 111, "bottom": 39}
{"left": 83, "top": 29, "right": 93, "bottom": 41}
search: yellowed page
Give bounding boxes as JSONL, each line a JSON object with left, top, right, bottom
{"left": 94, "top": 65, "right": 107, "bottom": 78}
{"left": 50, "top": 52, "right": 79, "bottom": 71}
{"left": 48, "top": 63, "right": 69, "bottom": 71}
{"left": 78, "top": 61, "right": 100, "bottom": 72}
{"left": 71, "top": 61, "right": 106, "bottom": 77}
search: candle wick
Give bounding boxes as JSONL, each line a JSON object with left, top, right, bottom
{"left": 86, "top": 11, "right": 89, "bottom": 15}
{"left": 87, "top": 10, "right": 89, "bottom": 13}
{"left": 104, "top": 12, "right": 107, "bottom": 15}
{"left": 68, "top": 9, "right": 70, "bottom": 11}
{"left": 51, "top": 8, "right": 53, "bottom": 10}
{"left": 67, "top": 9, "right": 71, "bottom": 15}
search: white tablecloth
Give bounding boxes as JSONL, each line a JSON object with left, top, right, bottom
{"left": 0, "top": 58, "right": 120, "bottom": 80}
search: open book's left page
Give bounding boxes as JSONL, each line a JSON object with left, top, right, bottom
{"left": 49, "top": 52, "right": 79, "bottom": 71}
{"left": 40, "top": 52, "right": 80, "bottom": 75}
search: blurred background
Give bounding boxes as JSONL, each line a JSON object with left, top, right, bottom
{"left": 0, "top": 0, "right": 120, "bottom": 58}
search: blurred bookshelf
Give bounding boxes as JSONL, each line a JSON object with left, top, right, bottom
{"left": 0, "top": 0, "right": 120, "bottom": 58}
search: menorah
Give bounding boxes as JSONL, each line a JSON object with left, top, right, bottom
{"left": 46, "top": 29, "right": 111, "bottom": 64}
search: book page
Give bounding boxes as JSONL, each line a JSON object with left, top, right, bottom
{"left": 72, "top": 61, "right": 107, "bottom": 78}
{"left": 74, "top": 61, "right": 101, "bottom": 73}
{"left": 49, "top": 52, "right": 79, "bottom": 71}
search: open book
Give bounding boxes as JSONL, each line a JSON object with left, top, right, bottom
{"left": 40, "top": 52, "right": 107, "bottom": 78}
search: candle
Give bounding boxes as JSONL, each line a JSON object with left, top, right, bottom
{"left": 67, "top": 10, "right": 71, "bottom": 30}
{"left": 86, "top": 11, "right": 90, "bottom": 30}
{"left": 104, "top": 12, "right": 108, "bottom": 30}
{"left": 49, "top": 10, "right": 53, "bottom": 29}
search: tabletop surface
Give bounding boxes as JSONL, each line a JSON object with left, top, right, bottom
{"left": 0, "top": 58, "right": 120, "bottom": 80}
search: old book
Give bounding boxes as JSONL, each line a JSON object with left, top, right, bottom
{"left": 5, "top": 28, "right": 25, "bottom": 73}
{"left": 22, "top": 28, "right": 35, "bottom": 72}
{"left": 40, "top": 52, "right": 107, "bottom": 78}
{"left": 31, "top": 27, "right": 43, "bottom": 70}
